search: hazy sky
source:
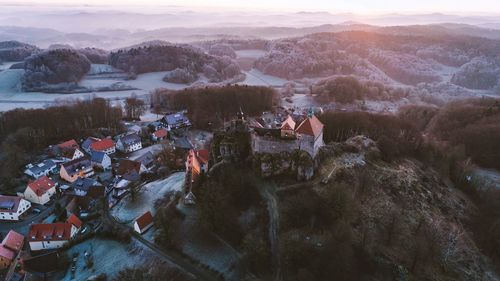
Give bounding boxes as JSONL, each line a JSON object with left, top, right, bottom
{"left": 2, "top": 0, "right": 500, "bottom": 14}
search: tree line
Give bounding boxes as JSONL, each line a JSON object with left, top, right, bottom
{"left": 0, "top": 98, "right": 123, "bottom": 192}
{"left": 151, "top": 85, "right": 276, "bottom": 129}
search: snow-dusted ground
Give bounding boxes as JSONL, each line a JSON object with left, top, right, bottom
{"left": 111, "top": 172, "right": 185, "bottom": 223}
{"left": 177, "top": 206, "right": 243, "bottom": 281}
{"left": 0, "top": 66, "right": 194, "bottom": 111}
{"left": 239, "top": 69, "right": 290, "bottom": 87}
{"left": 87, "top": 64, "right": 121, "bottom": 75}
{"left": 128, "top": 143, "right": 164, "bottom": 161}
{"left": 235, "top": 49, "right": 267, "bottom": 59}
{"left": 54, "top": 238, "right": 159, "bottom": 281}
{"left": 0, "top": 61, "right": 18, "bottom": 71}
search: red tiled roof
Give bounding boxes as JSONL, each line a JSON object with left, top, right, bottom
{"left": 90, "top": 138, "right": 115, "bottom": 152}
{"left": 0, "top": 245, "right": 14, "bottom": 260}
{"left": 195, "top": 150, "right": 209, "bottom": 164}
{"left": 27, "top": 176, "right": 56, "bottom": 197}
{"left": 58, "top": 139, "right": 79, "bottom": 150}
{"left": 281, "top": 116, "right": 296, "bottom": 131}
{"left": 0, "top": 196, "right": 22, "bottom": 213}
{"left": 66, "top": 214, "right": 82, "bottom": 229}
{"left": 295, "top": 115, "right": 324, "bottom": 138}
{"left": 153, "top": 128, "right": 168, "bottom": 139}
{"left": 135, "top": 211, "right": 153, "bottom": 231}
{"left": 28, "top": 223, "right": 72, "bottom": 242}
{"left": 2, "top": 230, "right": 24, "bottom": 252}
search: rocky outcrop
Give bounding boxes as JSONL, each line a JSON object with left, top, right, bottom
{"left": 253, "top": 150, "right": 314, "bottom": 181}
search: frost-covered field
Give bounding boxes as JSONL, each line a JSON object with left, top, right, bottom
{"left": 111, "top": 172, "right": 185, "bottom": 223}
{"left": 0, "top": 68, "right": 193, "bottom": 111}
{"left": 54, "top": 238, "right": 161, "bottom": 281}
{"left": 0, "top": 61, "right": 18, "bottom": 71}
{"left": 239, "top": 69, "right": 290, "bottom": 87}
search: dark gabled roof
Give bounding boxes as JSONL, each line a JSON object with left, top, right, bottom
{"left": 119, "top": 134, "right": 141, "bottom": 147}
{"left": 62, "top": 157, "right": 92, "bottom": 176}
{"left": 81, "top": 137, "right": 100, "bottom": 151}
{"left": 136, "top": 151, "right": 155, "bottom": 167}
{"left": 174, "top": 137, "right": 194, "bottom": 150}
{"left": 25, "top": 160, "right": 56, "bottom": 175}
{"left": 91, "top": 151, "right": 107, "bottom": 163}
{"left": 162, "top": 112, "right": 190, "bottom": 126}
{"left": 0, "top": 196, "right": 22, "bottom": 213}
{"left": 71, "top": 178, "right": 100, "bottom": 193}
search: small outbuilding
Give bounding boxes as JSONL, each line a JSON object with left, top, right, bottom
{"left": 134, "top": 211, "right": 154, "bottom": 234}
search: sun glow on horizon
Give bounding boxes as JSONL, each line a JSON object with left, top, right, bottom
{"left": 1, "top": 0, "right": 500, "bottom": 14}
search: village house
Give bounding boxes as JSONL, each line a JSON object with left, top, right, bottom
{"left": 89, "top": 138, "right": 116, "bottom": 155}
{"left": 184, "top": 149, "right": 209, "bottom": 205}
{"left": 2, "top": 230, "right": 24, "bottom": 253}
{"left": 134, "top": 211, "right": 154, "bottom": 234}
{"left": 24, "top": 176, "right": 57, "bottom": 205}
{"left": 127, "top": 124, "right": 143, "bottom": 135}
{"left": 51, "top": 139, "right": 85, "bottom": 161}
{"left": 116, "top": 134, "right": 142, "bottom": 153}
{"left": 148, "top": 121, "right": 163, "bottom": 132}
{"left": 0, "top": 196, "right": 31, "bottom": 221}
{"left": 81, "top": 137, "right": 100, "bottom": 154}
{"left": 151, "top": 128, "right": 168, "bottom": 142}
{"left": 112, "top": 178, "right": 131, "bottom": 199}
{"left": 72, "top": 178, "right": 104, "bottom": 198}
{"left": 186, "top": 149, "right": 209, "bottom": 181}
{"left": 251, "top": 113, "right": 325, "bottom": 158}
{"left": 136, "top": 151, "right": 156, "bottom": 172}
{"left": 27, "top": 216, "right": 82, "bottom": 251}
{"left": 160, "top": 111, "right": 191, "bottom": 131}
{"left": 90, "top": 151, "right": 112, "bottom": 170}
{"left": 0, "top": 230, "right": 24, "bottom": 269}
{"left": 60, "top": 157, "right": 94, "bottom": 183}
{"left": 117, "top": 159, "right": 145, "bottom": 178}
{"left": 24, "top": 160, "right": 57, "bottom": 179}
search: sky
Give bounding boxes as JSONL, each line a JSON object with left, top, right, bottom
{"left": 1, "top": 0, "right": 500, "bottom": 14}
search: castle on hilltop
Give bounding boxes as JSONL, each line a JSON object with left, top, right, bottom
{"left": 251, "top": 111, "right": 325, "bottom": 158}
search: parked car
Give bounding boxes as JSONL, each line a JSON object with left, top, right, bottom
{"left": 32, "top": 208, "right": 41, "bottom": 214}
